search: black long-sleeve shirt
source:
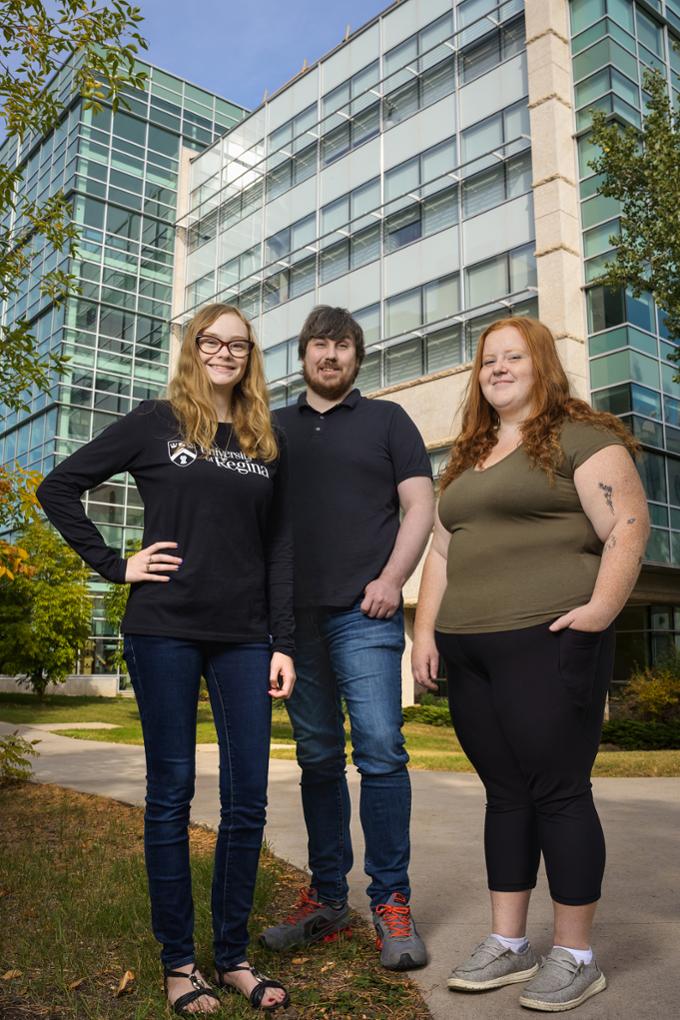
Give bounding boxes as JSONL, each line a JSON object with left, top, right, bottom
{"left": 37, "top": 400, "right": 294, "bottom": 655}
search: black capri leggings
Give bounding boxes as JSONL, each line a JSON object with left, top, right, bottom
{"left": 436, "top": 621, "right": 615, "bottom": 906}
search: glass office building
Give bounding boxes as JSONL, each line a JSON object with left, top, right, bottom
{"left": 569, "top": 0, "right": 680, "bottom": 676}
{"left": 3, "top": 2, "right": 677, "bottom": 695}
{"left": 0, "top": 54, "right": 246, "bottom": 684}
{"left": 176, "top": 0, "right": 679, "bottom": 698}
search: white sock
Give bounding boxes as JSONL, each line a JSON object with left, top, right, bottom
{"left": 491, "top": 932, "right": 529, "bottom": 953}
{"left": 554, "top": 945, "right": 593, "bottom": 965}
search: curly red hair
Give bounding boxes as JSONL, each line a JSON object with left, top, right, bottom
{"left": 440, "top": 316, "right": 638, "bottom": 489}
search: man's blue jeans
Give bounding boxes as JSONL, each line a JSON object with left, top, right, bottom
{"left": 286, "top": 603, "right": 411, "bottom": 909}
{"left": 123, "top": 635, "right": 271, "bottom": 970}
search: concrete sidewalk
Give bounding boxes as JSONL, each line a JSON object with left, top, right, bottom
{"left": 3, "top": 720, "right": 679, "bottom": 1019}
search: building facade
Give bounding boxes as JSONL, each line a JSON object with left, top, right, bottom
{"left": 0, "top": 55, "right": 246, "bottom": 683}
{"left": 176, "top": 0, "right": 679, "bottom": 700}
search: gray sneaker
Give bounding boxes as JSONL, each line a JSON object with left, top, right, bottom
{"left": 259, "top": 886, "right": 351, "bottom": 951}
{"left": 372, "top": 893, "right": 427, "bottom": 970}
{"left": 519, "top": 948, "right": 606, "bottom": 1012}
{"left": 447, "top": 936, "right": 539, "bottom": 992}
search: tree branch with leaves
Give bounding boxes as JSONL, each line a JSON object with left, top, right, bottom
{"left": 0, "top": 0, "right": 148, "bottom": 413}
{"left": 588, "top": 66, "right": 680, "bottom": 374}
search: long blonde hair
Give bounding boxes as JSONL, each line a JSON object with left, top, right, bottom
{"left": 168, "top": 303, "right": 278, "bottom": 462}
{"left": 440, "top": 316, "right": 638, "bottom": 489}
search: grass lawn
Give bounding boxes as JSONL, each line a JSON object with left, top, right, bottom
{"left": 0, "top": 782, "right": 430, "bottom": 1020}
{"left": 2, "top": 693, "right": 679, "bottom": 777}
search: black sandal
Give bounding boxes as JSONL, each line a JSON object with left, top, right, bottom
{"left": 164, "top": 964, "right": 221, "bottom": 1016}
{"left": 215, "top": 963, "right": 290, "bottom": 1012}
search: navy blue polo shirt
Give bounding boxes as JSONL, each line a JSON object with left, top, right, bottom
{"left": 274, "top": 388, "right": 432, "bottom": 609}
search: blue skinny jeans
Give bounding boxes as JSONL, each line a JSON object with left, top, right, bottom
{"left": 123, "top": 634, "right": 271, "bottom": 970}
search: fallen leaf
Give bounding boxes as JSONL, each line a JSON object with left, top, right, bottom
{"left": 320, "top": 962, "right": 336, "bottom": 972}
{"left": 69, "top": 977, "right": 86, "bottom": 990}
{"left": 1, "top": 970, "right": 22, "bottom": 981}
{"left": 290, "top": 957, "right": 310, "bottom": 965}
{"left": 115, "top": 970, "right": 135, "bottom": 997}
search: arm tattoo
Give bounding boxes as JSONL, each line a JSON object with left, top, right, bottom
{"left": 598, "top": 482, "right": 614, "bottom": 515}
{"left": 604, "top": 535, "right": 617, "bottom": 553}
{"left": 627, "top": 517, "right": 636, "bottom": 524}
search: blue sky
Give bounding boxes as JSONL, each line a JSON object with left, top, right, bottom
{"left": 137, "top": 0, "right": 390, "bottom": 110}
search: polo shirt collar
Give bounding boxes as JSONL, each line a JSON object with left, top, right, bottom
{"left": 297, "top": 388, "right": 362, "bottom": 413}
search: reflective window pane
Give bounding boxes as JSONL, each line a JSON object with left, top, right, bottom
{"left": 320, "top": 240, "right": 349, "bottom": 282}
{"left": 322, "top": 123, "right": 350, "bottom": 165}
{"left": 466, "top": 253, "right": 508, "bottom": 306}
{"left": 352, "top": 178, "right": 380, "bottom": 218}
{"left": 385, "top": 204, "right": 421, "bottom": 251}
{"left": 638, "top": 450, "right": 667, "bottom": 502}
{"left": 422, "top": 187, "right": 458, "bottom": 234}
{"left": 385, "top": 157, "right": 420, "bottom": 203}
{"left": 384, "top": 80, "right": 419, "bottom": 127}
{"left": 426, "top": 325, "right": 464, "bottom": 372}
{"left": 358, "top": 350, "right": 382, "bottom": 391}
{"left": 385, "top": 337, "right": 423, "bottom": 385}
{"left": 322, "top": 195, "right": 349, "bottom": 234}
{"left": 462, "top": 113, "right": 502, "bottom": 163}
{"left": 421, "top": 58, "right": 456, "bottom": 106}
{"left": 463, "top": 165, "right": 504, "bottom": 217}
{"left": 422, "top": 139, "right": 456, "bottom": 186}
{"left": 352, "top": 103, "right": 380, "bottom": 146}
{"left": 386, "top": 287, "right": 421, "bottom": 336}
{"left": 351, "top": 224, "right": 380, "bottom": 268}
{"left": 424, "top": 274, "right": 460, "bottom": 323}
{"left": 289, "top": 256, "right": 316, "bottom": 298}
{"left": 354, "top": 303, "right": 380, "bottom": 345}
{"left": 509, "top": 245, "right": 537, "bottom": 292}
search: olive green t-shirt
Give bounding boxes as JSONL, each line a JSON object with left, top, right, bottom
{"left": 435, "top": 420, "right": 626, "bottom": 634}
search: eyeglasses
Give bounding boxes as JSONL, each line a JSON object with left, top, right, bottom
{"left": 196, "top": 334, "right": 254, "bottom": 358}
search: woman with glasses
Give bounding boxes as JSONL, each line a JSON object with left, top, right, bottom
{"left": 37, "top": 303, "right": 294, "bottom": 1014}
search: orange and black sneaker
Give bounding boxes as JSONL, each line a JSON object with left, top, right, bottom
{"left": 372, "top": 892, "right": 427, "bottom": 970}
{"left": 259, "top": 886, "right": 351, "bottom": 951}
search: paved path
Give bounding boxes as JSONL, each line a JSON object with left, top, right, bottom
{"left": 3, "top": 720, "right": 679, "bottom": 1019}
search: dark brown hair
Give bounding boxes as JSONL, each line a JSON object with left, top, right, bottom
{"left": 298, "top": 305, "right": 365, "bottom": 365}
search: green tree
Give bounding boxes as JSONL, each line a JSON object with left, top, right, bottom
{"left": 588, "top": 67, "right": 680, "bottom": 374}
{"left": 0, "top": 519, "right": 91, "bottom": 697}
{"left": 0, "top": 463, "right": 40, "bottom": 579}
{"left": 102, "top": 541, "right": 137, "bottom": 674}
{"left": 0, "top": 0, "right": 147, "bottom": 412}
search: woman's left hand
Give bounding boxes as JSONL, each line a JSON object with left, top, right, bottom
{"left": 269, "top": 652, "right": 296, "bottom": 699}
{"left": 549, "top": 602, "right": 612, "bottom": 633}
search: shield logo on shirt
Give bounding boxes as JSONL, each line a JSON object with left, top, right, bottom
{"left": 168, "top": 440, "right": 197, "bottom": 467}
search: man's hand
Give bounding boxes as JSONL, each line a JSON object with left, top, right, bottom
{"left": 269, "top": 653, "right": 296, "bottom": 699}
{"left": 361, "top": 575, "right": 401, "bottom": 619}
{"left": 411, "top": 637, "right": 440, "bottom": 691}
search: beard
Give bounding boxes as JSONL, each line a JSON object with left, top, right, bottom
{"left": 302, "top": 360, "right": 359, "bottom": 400}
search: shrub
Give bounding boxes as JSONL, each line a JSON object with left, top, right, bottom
{"left": 618, "top": 650, "right": 680, "bottom": 723}
{"left": 0, "top": 731, "right": 40, "bottom": 784}
{"left": 403, "top": 704, "right": 450, "bottom": 727}
{"left": 601, "top": 719, "right": 680, "bottom": 750}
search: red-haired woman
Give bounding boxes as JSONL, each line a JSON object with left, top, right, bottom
{"left": 412, "top": 317, "right": 649, "bottom": 1012}
{"left": 38, "top": 304, "right": 293, "bottom": 1014}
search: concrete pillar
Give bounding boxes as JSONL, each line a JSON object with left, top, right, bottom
{"left": 525, "top": 0, "right": 589, "bottom": 397}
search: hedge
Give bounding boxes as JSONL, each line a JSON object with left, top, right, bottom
{"left": 404, "top": 706, "right": 680, "bottom": 749}
{"left": 600, "top": 719, "right": 680, "bottom": 750}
